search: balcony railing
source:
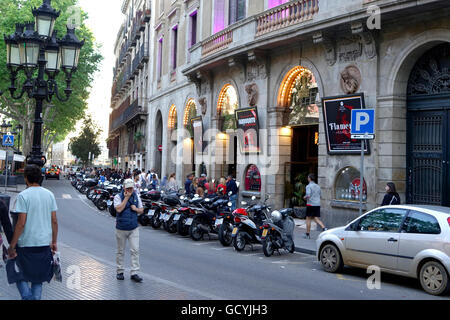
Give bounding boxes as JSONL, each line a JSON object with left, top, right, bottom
{"left": 111, "top": 99, "right": 147, "bottom": 132}
{"left": 201, "top": 28, "right": 233, "bottom": 57}
{"left": 256, "top": 0, "right": 319, "bottom": 37}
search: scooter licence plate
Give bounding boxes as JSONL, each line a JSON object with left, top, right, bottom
{"left": 215, "top": 218, "right": 223, "bottom": 226}
{"left": 232, "top": 227, "right": 238, "bottom": 235}
{"left": 106, "top": 200, "right": 112, "bottom": 206}
{"left": 163, "top": 214, "right": 171, "bottom": 222}
{"left": 148, "top": 210, "right": 155, "bottom": 217}
{"left": 185, "top": 218, "right": 194, "bottom": 226}
{"left": 160, "top": 213, "right": 167, "bottom": 220}
{"left": 262, "top": 229, "right": 268, "bottom": 237}
{"left": 173, "top": 214, "right": 181, "bottom": 221}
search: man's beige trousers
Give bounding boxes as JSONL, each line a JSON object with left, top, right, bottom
{"left": 116, "top": 228, "right": 140, "bottom": 275}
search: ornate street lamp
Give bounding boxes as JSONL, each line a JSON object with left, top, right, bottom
{"left": 2, "top": 0, "right": 84, "bottom": 167}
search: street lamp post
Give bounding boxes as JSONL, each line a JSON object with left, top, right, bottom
{"left": 3, "top": 0, "right": 84, "bottom": 168}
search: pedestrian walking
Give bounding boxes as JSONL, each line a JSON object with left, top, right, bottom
{"left": 381, "top": 182, "right": 401, "bottom": 206}
{"left": 7, "top": 164, "right": 58, "bottom": 300}
{"left": 0, "top": 198, "right": 13, "bottom": 244}
{"left": 166, "top": 173, "right": 178, "bottom": 193}
{"left": 114, "top": 179, "right": 144, "bottom": 283}
{"left": 303, "top": 173, "right": 327, "bottom": 239}
{"left": 185, "top": 173, "right": 194, "bottom": 196}
{"left": 226, "top": 175, "right": 238, "bottom": 211}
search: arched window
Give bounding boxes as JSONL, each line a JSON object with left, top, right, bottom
{"left": 335, "top": 167, "right": 367, "bottom": 202}
{"left": 184, "top": 99, "right": 197, "bottom": 137}
{"left": 278, "top": 66, "right": 319, "bottom": 126}
{"left": 168, "top": 105, "right": 177, "bottom": 130}
{"left": 217, "top": 84, "right": 239, "bottom": 131}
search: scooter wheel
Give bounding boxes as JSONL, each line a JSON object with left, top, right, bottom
{"left": 233, "top": 231, "right": 246, "bottom": 251}
{"left": 262, "top": 237, "right": 274, "bottom": 257}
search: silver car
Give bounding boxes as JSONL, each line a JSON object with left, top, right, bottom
{"left": 317, "top": 205, "right": 450, "bottom": 295}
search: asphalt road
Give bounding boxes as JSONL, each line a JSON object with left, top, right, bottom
{"left": 37, "top": 179, "right": 450, "bottom": 300}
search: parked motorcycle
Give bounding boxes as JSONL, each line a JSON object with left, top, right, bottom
{"left": 261, "top": 208, "right": 295, "bottom": 256}
{"left": 189, "top": 195, "right": 231, "bottom": 241}
{"left": 231, "top": 195, "right": 272, "bottom": 251}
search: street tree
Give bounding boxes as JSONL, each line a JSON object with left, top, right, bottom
{"left": 69, "top": 115, "right": 102, "bottom": 165}
{"left": 0, "top": 0, "right": 102, "bottom": 157}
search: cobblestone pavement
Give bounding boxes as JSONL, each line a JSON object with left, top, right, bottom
{"left": 0, "top": 242, "right": 217, "bottom": 300}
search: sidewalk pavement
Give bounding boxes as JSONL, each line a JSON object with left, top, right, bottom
{"left": 293, "top": 219, "right": 321, "bottom": 256}
{"left": 0, "top": 243, "right": 218, "bottom": 300}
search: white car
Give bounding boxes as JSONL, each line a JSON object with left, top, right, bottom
{"left": 317, "top": 205, "right": 450, "bottom": 295}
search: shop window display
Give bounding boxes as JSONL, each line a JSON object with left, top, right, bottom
{"left": 335, "top": 166, "right": 367, "bottom": 202}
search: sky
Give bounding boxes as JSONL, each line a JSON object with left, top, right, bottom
{"left": 67, "top": 0, "right": 124, "bottom": 153}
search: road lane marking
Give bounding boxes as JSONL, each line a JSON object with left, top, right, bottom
{"left": 336, "top": 274, "right": 363, "bottom": 282}
{"left": 62, "top": 194, "right": 72, "bottom": 199}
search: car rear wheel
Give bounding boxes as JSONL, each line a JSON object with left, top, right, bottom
{"left": 319, "top": 244, "right": 343, "bottom": 273}
{"left": 419, "top": 261, "right": 449, "bottom": 296}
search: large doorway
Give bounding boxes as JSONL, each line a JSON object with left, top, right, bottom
{"left": 278, "top": 66, "right": 320, "bottom": 208}
{"left": 407, "top": 43, "right": 450, "bottom": 206}
{"left": 154, "top": 111, "right": 163, "bottom": 177}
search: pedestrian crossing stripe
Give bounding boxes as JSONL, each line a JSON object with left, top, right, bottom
{"left": 2, "top": 135, "right": 14, "bottom": 147}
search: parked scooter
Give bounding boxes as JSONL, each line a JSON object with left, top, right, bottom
{"left": 261, "top": 208, "right": 295, "bottom": 256}
{"left": 231, "top": 195, "right": 272, "bottom": 251}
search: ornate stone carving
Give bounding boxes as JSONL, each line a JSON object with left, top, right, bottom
{"left": 337, "top": 36, "right": 363, "bottom": 63}
{"left": 199, "top": 97, "right": 207, "bottom": 116}
{"left": 313, "top": 32, "right": 336, "bottom": 66}
{"left": 340, "top": 65, "right": 361, "bottom": 94}
{"left": 351, "top": 21, "right": 377, "bottom": 60}
{"left": 245, "top": 83, "right": 258, "bottom": 107}
{"left": 187, "top": 73, "right": 201, "bottom": 96}
{"left": 247, "top": 50, "right": 268, "bottom": 81}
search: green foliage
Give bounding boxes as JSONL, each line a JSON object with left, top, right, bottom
{"left": 0, "top": 0, "right": 102, "bottom": 153}
{"left": 69, "top": 115, "right": 102, "bottom": 164}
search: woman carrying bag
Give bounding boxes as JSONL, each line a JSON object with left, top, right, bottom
{"left": 381, "top": 182, "right": 401, "bottom": 206}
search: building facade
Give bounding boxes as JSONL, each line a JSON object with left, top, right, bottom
{"left": 108, "top": 0, "right": 151, "bottom": 171}
{"left": 110, "top": 0, "right": 450, "bottom": 227}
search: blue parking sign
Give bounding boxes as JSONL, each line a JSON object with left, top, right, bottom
{"left": 351, "top": 109, "right": 375, "bottom": 139}
{"left": 2, "top": 135, "right": 14, "bottom": 147}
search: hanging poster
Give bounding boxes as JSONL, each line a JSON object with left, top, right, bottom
{"left": 191, "top": 116, "right": 204, "bottom": 154}
{"left": 322, "top": 93, "right": 370, "bottom": 154}
{"left": 235, "top": 107, "right": 260, "bottom": 154}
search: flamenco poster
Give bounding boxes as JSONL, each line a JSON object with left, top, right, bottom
{"left": 235, "top": 107, "right": 260, "bottom": 154}
{"left": 322, "top": 93, "right": 370, "bottom": 154}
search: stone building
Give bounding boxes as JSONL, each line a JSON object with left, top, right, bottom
{"left": 112, "top": 0, "right": 450, "bottom": 227}
{"left": 108, "top": 0, "right": 151, "bottom": 171}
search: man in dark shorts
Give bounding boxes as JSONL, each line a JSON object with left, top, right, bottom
{"left": 303, "top": 174, "right": 327, "bottom": 239}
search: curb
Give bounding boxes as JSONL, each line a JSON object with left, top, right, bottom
{"left": 294, "top": 246, "right": 316, "bottom": 256}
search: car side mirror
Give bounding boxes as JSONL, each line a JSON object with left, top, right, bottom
{"left": 347, "top": 221, "right": 360, "bottom": 231}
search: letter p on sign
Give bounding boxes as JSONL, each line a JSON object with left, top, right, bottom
{"left": 356, "top": 112, "right": 370, "bottom": 131}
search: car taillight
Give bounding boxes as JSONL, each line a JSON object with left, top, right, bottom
{"left": 234, "top": 217, "right": 241, "bottom": 223}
